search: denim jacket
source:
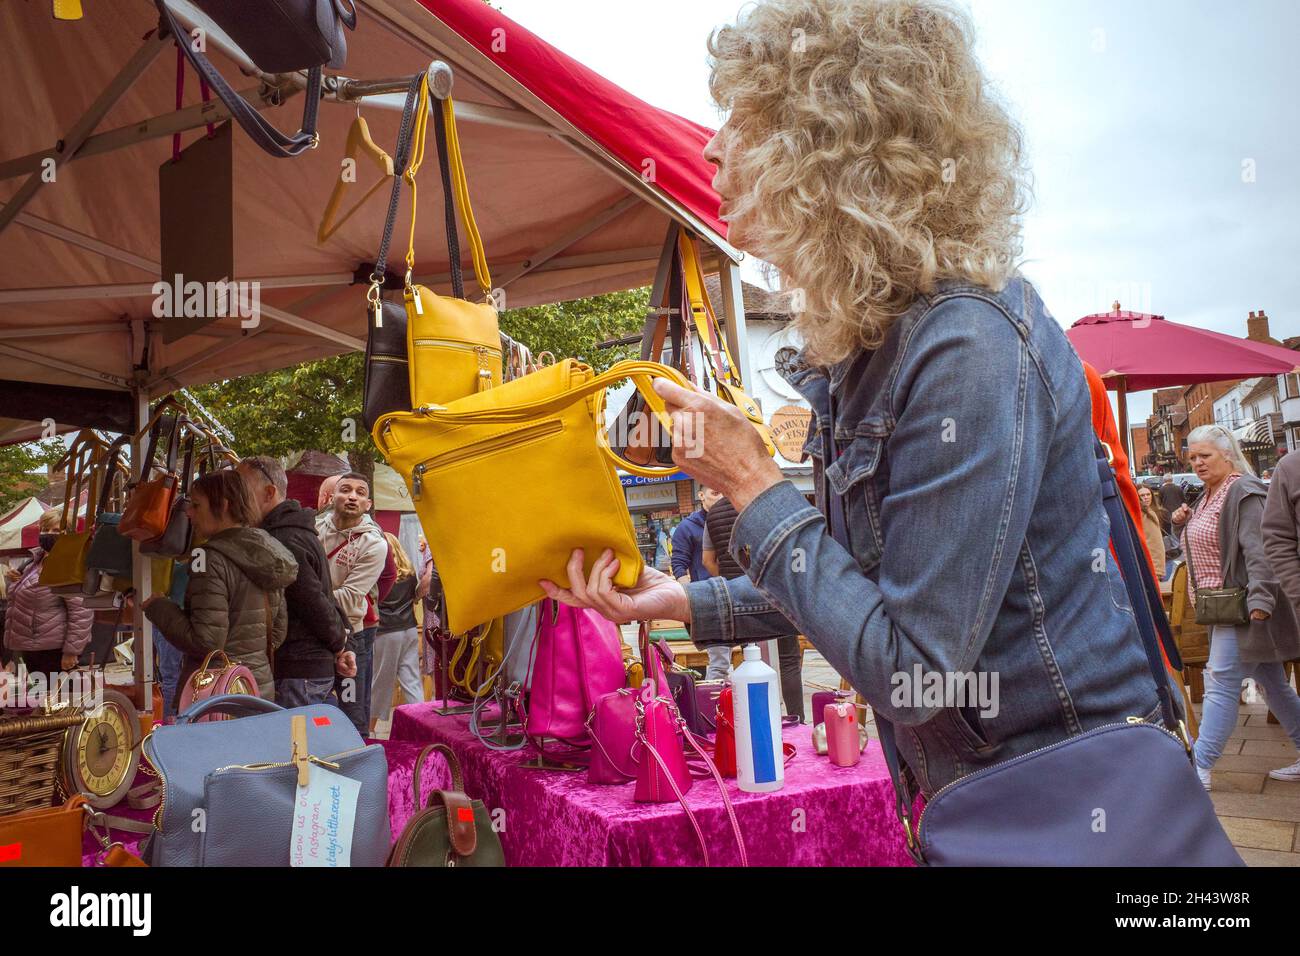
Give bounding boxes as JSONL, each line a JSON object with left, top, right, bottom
{"left": 685, "top": 275, "right": 1159, "bottom": 796}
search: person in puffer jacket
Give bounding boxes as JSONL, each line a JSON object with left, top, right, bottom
{"left": 144, "top": 472, "right": 297, "bottom": 708}
{"left": 4, "top": 509, "right": 93, "bottom": 682}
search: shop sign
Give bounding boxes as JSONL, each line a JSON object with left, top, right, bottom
{"left": 769, "top": 405, "right": 812, "bottom": 462}
{"left": 626, "top": 482, "right": 679, "bottom": 508}
{"left": 619, "top": 470, "right": 691, "bottom": 487}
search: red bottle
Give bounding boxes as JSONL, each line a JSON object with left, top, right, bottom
{"left": 714, "top": 685, "right": 737, "bottom": 778}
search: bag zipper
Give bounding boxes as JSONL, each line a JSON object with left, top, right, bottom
{"left": 411, "top": 338, "right": 500, "bottom": 357}
{"left": 411, "top": 420, "right": 562, "bottom": 500}
{"left": 913, "top": 717, "right": 1187, "bottom": 845}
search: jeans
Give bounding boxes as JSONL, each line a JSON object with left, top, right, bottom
{"left": 1194, "top": 624, "right": 1300, "bottom": 770}
{"left": 776, "top": 635, "right": 806, "bottom": 722}
{"left": 153, "top": 630, "right": 184, "bottom": 720}
{"left": 334, "top": 627, "right": 376, "bottom": 736}
{"left": 371, "top": 626, "right": 423, "bottom": 722}
{"left": 705, "top": 645, "right": 732, "bottom": 681}
{"left": 276, "top": 677, "right": 336, "bottom": 709}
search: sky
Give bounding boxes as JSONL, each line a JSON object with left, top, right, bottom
{"left": 499, "top": 0, "right": 1299, "bottom": 426}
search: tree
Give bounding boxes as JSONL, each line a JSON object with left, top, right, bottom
{"left": 0, "top": 440, "right": 66, "bottom": 514}
{"left": 187, "top": 287, "right": 651, "bottom": 475}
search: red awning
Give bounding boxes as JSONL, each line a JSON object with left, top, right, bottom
{"left": 416, "top": 0, "right": 724, "bottom": 238}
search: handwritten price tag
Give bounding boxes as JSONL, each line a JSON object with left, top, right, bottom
{"left": 289, "top": 766, "right": 360, "bottom": 867}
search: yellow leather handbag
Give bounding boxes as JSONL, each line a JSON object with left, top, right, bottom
{"left": 373, "top": 359, "right": 688, "bottom": 634}
{"left": 392, "top": 75, "right": 501, "bottom": 408}
{"left": 38, "top": 431, "right": 106, "bottom": 591}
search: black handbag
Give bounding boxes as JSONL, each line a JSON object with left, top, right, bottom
{"left": 140, "top": 424, "right": 197, "bottom": 559}
{"left": 362, "top": 73, "right": 466, "bottom": 430}
{"left": 154, "top": 0, "right": 357, "bottom": 158}
{"left": 84, "top": 435, "right": 134, "bottom": 579}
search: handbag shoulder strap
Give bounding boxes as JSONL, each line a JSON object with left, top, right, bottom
{"left": 154, "top": 0, "right": 324, "bottom": 158}
{"left": 368, "top": 72, "right": 427, "bottom": 319}
{"left": 94, "top": 435, "right": 133, "bottom": 516}
{"left": 400, "top": 86, "right": 492, "bottom": 302}
{"left": 678, "top": 232, "right": 740, "bottom": 387}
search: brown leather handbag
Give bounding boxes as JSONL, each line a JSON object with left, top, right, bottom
{"left": 119, "top": 408, "right": 183, "bottom": 542}
{"left": 387, "top": 744, "right": 504, "bottom": 867}
{"left": 0, "top": 794, "right": 87, "bottom": 867}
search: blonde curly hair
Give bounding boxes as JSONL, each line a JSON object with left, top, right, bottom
{"left": 708, "top": 0, "right": 1030, "bottom": 364}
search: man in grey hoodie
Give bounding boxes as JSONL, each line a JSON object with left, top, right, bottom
{"left": 316, "top": 472, "right": 387, "bottom": 734}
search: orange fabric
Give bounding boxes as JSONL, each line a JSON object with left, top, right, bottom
{"left": 1082, "top": 361, "right": 1175, "bottom": 672}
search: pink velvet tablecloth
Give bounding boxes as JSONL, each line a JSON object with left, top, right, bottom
{"left": 389, "top": 701, "right": 914, "bottom": 867}
{"left": 80, "top": 738, "right": 451, "bottom": 866}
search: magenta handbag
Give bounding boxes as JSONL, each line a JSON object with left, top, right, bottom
{"left": 176, "top": 650, "right": 259, "bottom": 722}
{"left": 587, "top": 685, "right": 647, "bottom": 784}
{"left": 633, "top": 682, "right": 748, "bottom": 866}
{"left": 522, "top": 600, "right": 625, "bottom": 747}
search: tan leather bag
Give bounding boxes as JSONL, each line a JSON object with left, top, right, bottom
{"left": 0, "top": 794, "right": 87, "bottom": 867}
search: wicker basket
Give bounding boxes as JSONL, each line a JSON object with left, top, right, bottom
{"left": 0, "top": 711, "right": 85, "bottom": 817}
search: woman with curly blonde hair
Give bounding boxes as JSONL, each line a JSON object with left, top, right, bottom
{"left": 544, "top": 0, "right": 1199, "bottom": 859}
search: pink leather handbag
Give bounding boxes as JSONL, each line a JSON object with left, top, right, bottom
{"left": 824, "top": 700, "right": 862, "bottom": 767}
{"left": 176, "top": 649, "right": 259, "bottom": 722}
{"left": 522, "top": 600, "right": 625, "bottom": 747}
{"left": 634, "top": 681, "right": 748, "bottom": 867}
{"left": 587, "top": 685, "right": 644, "bottom": 784}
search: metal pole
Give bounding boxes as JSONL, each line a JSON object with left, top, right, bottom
{"left": 130, "top": 387, "right": 155, "bottom": 717}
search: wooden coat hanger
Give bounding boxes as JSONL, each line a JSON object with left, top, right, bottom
{"left": 317, "top": 109, "right": 396, "bottom": 244}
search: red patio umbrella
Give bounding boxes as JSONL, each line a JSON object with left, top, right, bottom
{"left": 1067, "top": 302, "right": 1300, "bottom": 460}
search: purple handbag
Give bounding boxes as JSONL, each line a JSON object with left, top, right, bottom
{"left": 522, "top": 600, "right": 625, "bottom": 747}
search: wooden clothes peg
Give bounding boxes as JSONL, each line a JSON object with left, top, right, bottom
{"left": 317, "top": 112, "right": 396, "bottom": 244}
{"left": 53, "top": 0, "right": 83, "bottom": 19}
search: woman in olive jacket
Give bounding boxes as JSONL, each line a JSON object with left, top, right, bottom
{"left": 144, "top": 471, "right": 297, "bottom": 707}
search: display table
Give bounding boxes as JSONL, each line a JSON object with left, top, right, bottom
{"left": 80, "top": 738, "right": 451, "bottom": 866}
{"left": 390, "top": 701, "right": 914, "bottom": 867}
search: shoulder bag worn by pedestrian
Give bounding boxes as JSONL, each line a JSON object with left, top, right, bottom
{"left": 1181, "top": 512, "right": 1250, "bottom": 627}
{"left": 822, "top": 398, "right": 1242, "bottom": 865}
{"left": 154, "top": 0, "right": 357, "bottom": 159}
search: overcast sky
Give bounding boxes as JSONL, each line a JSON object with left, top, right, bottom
{"left": 501, "top": 0, "right": 1298, "bottom": 425}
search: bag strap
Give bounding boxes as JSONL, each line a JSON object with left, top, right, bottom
{"left": 94, "top": 435, "right": 132, "bottom": 517}
{"left": 679, "top": 720, "right": 749, "bottom": 866}
{"left": 399, "top": 78, "right": 492, "bottom": 302}
{"left": 154, "top": 1, "right": 326, "bottom": 158}
{"left": 367, "top": 72, "right": 425, "bottom": 316}
{"left": 413, "top": 742, "right": 463, "bottom": 803}
{"left": 678, "top": 232, "right": 740, "bottom": 387}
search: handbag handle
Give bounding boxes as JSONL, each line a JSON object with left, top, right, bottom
{"left": 195, "top": 648, "right": 233, "bottom": 677}
{"left": 93, "top": 435, "right": 133, "bottom": 517}
{"left": 412, "top": 742, "right": 464, "bottom": 804}
{"left": 678, "top": 232, "right": 741, "bottom": 388}
{"left": 54, "top": 429, "right": 105, "bottom": 533}
{"left": 153, "top": 0, "right": 333, "bottom": 158}
{"left": 175, "top": 693, "right": 284, "bottom": 724}
{"left": 384, "top": 359, "right": 690, "bottom": 480}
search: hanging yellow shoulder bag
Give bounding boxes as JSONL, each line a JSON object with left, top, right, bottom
{"left": 390, "top": 75, "right": 501, "bottom": 409}
{"left": 39, "top": 430, "right": 107, "bottom": 591}
{"left": 373, "top": 359, "right": 693, "bottom": 634}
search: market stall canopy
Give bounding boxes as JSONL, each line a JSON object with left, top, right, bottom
{"left": 0, "top": 0, "right": 733, "bottom": 398}
{"left": 0, "top": 497, "right": 46, "bottom": 555}
{"left": 1068, "top": 305, "right": 1300, "bottom": 391}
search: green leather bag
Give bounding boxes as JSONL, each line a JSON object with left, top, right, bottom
{"left": 1184, "top": 529, "right": 1250, "bottom": 626}
{"left": 387, "top": 743, "right": 504, "bottom": 867}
